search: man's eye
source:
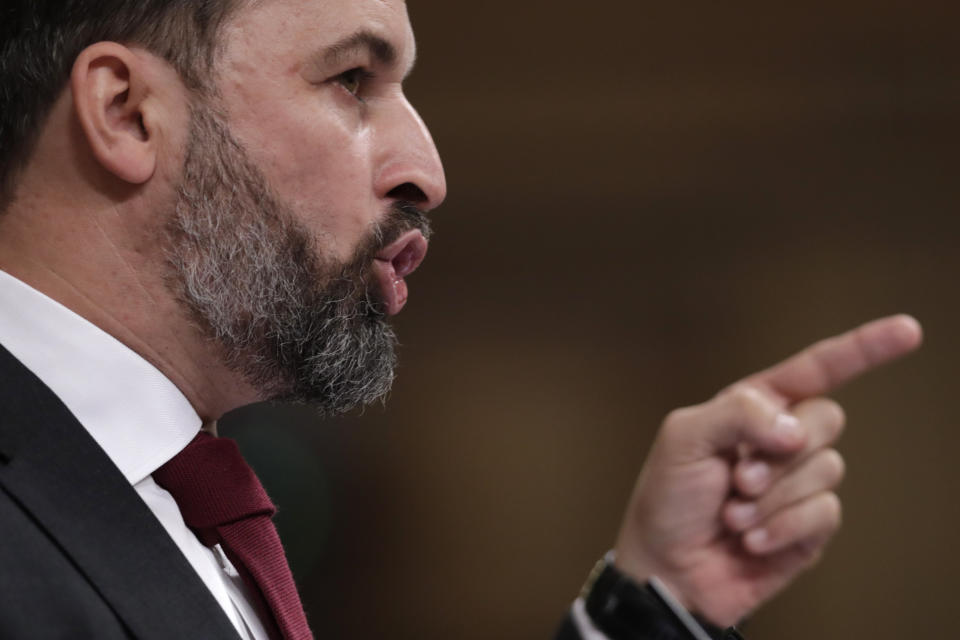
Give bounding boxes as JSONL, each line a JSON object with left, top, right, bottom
{"left": 336, "top": 68, "right": 373, "bottom": 99}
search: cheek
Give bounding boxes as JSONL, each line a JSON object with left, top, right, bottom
{"left": 231, "top": 103, "right": 377, "bottom": 258}
{"left": 270, "top": 118, "right": 377, "bottom": 257}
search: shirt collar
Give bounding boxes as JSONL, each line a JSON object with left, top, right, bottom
{"left": 0, "top": 269, "right": 201, "bottom": 485}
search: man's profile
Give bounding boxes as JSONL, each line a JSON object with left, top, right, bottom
{"left": 0, "top": 1, "right": 922, "bottom": 639}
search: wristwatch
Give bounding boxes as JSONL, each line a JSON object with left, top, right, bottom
{"left": 580, "top": 557, "right": 745, "bottom": 640}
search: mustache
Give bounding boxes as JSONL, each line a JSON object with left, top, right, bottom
{"left": 338, "top": 201, "right": 433, "bottom": 279}
{"left": 377, "top": 201, "right": 432, "bottom": 248}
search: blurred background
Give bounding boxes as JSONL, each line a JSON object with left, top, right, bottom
{"left": 222, "top": 1, "right": 960, "bottom": 638}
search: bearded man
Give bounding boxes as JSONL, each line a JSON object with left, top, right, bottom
{"left": 0, "top": 1, "right": 922, "bottom": 639}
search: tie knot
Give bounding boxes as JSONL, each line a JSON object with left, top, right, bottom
{"left": 153, "top": 432, "right": 276, "bottom": 537}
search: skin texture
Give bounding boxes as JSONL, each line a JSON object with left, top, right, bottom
{"left": 214, "top": 0, "right": 445, "bottom": 265}
{"left": 166, "top": 99, "right": 433, "bottom": 415}
{"left": 0, "top": 0, "right": 924, "bottom": 629}
{"left": 0, "top": 0, "right": 445, "bottom": 421}
{"left": 614, "top": 314, "right": 923, "bottom": 625}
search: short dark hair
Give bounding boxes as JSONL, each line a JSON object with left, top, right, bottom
{"left": 0, "top": 0, "right": 245, "bottom": 209}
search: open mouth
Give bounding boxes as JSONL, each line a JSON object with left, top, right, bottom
{"left": 371, "top": 229, "right": 429, "bottom": 315}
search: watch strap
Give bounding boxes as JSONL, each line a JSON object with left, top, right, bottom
{"left": 581, "top": 560, "right": 745, "bottom": 640}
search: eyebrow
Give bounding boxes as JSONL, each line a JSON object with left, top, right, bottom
{"left": 322, "top": 30, "right": 406, "bottom": 72}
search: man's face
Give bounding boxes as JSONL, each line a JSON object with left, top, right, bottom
{"left": 215, "top": 0, "right": 445, "bottom": 267}
{"left": 164, "top": 0, "right": 445, "bottom": 415}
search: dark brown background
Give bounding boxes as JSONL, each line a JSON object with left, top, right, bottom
{"left": 222, "top": 1, "right": 960, "bottom": 637}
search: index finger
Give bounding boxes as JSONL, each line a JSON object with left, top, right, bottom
{"left": 744, "top": 314, "right": 923, "bottom": 403}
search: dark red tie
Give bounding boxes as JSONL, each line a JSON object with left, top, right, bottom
{"left": 153, "top": 432, "right": 313, "bottom": 640}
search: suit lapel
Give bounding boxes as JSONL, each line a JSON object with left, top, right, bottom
{"left": 0, "top": 345, "right": 240, "bottom": 640}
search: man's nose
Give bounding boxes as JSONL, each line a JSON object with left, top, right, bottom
{"left": 374, "top": 97, "right": 447, "bottom": 212}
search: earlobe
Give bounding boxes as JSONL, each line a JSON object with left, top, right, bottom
{"left": 70, "top": 42, "right": 157, "bottom": 185}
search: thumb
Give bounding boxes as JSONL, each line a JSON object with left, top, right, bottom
{"left": 664, "top": 385, "right": 805, "bottom": 461}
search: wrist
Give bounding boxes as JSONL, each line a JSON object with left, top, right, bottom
{"left": 610, "top": 545, "right": 695, "bottom": 613}
{"left": 580, "top": 554, "right": 743, "bottom": 640}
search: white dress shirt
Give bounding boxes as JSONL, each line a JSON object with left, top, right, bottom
{"left": 0, "top": 269, "right": 611, "bottom": 639}
{"left": 0, "top": 269, "right": 269, "bottom": 640}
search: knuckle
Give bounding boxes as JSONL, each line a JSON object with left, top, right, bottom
{"left": 725, "top": 384, "right": 765, "bottom": 414}
{"left": 820, "top": 449, "right": 846, "bottom": 486}
{"left": 829, "top": 401, "right": 847, "bottom": 428}
{"left": 799, "top": 398, "right": 846, "bottom": 441}
{"left": 660, "top": 406, "right": 702, "bottom": 446}
{"left": 820, "top": 492, "right": 843, "bottom": 527}
{"left": 805, "top": 548, "right": 824, "bottom": 566}
{"left": 822, "top": 400, "right": 847, "bottom": 435}
{"left": 663, "top": 406, "right": 694, "bottom": 431}
{"left": 797, "top": 541, "right": 825, "bottom": 566}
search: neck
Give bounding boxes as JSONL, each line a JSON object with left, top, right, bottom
{"left": 0, "top": 199, "right": 261, "bottom": 422}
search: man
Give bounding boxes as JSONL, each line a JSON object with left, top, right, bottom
{"left": 0, "top": 1, "right": 922, "bottom": 638}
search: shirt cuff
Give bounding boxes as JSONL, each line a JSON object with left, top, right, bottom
{"left": 571, "top": 597, "right": 611, "bottom": 640}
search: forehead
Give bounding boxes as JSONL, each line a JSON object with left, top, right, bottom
{"left": 224, "top": 0, "right": 415, "bottom": 62}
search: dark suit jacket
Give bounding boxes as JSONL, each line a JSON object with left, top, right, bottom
{"left": 0, "top": 344, "right": 240, "bottom": 639}
{"left": 0, "top": 342, "right": 613, "bottom": 640}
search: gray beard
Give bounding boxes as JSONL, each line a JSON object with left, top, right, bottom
{"left": 165, "top": 105, "right": 429, "bottom": 415}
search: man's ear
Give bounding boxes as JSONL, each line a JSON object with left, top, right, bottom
{"left": 70, "top": 42, "right": 164, "bottom": 185}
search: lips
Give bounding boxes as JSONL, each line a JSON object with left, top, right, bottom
{"left": 371, "top": 229, "right": 429, "bottom": 315}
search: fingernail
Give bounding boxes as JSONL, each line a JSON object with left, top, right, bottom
{"left": 728, "top": 502, "right": 757, "bottom": 528}
{"left": 745, "top": 528, "right": 769, "bottom": 552}
{"left": 774, "top": 413, "right": 802, "bottom": 443}
{"left": 742, "top": 461, "right": 770, "bottom": 491}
